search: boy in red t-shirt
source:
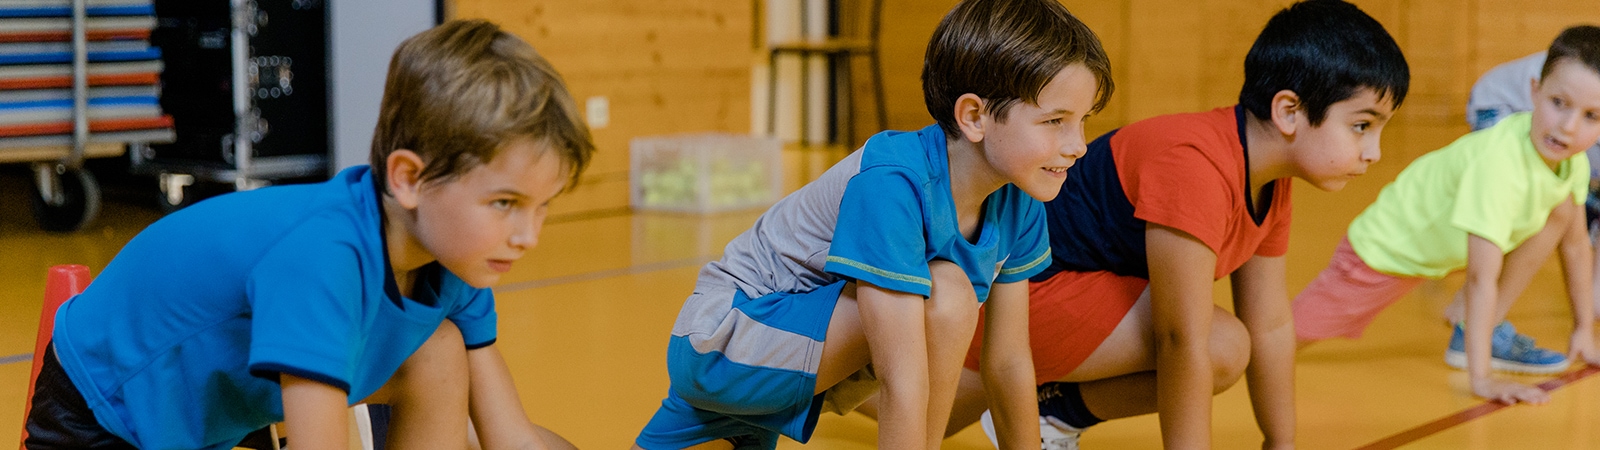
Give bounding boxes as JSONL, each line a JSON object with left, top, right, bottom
{"left": 949, "top": 1, "right": 1408, "bottom": 448}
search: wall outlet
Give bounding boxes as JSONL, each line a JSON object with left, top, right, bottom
{"left": 585, "top": 95, "right": 610, "bottom": 129}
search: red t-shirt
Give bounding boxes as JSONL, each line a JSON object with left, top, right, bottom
{"left": 1114, "top": 106, "right": 1293, "bottom": 278}
{"left": 1033, "top": 106, "right": 1293, "bottom": 282}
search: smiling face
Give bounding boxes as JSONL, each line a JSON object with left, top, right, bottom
{"left": 979, "top": 63, "right": 1100, "bottom": 202}
{"left": 1289, "top": 88, "right": 1396, "bottom": 191}
{"left": 1529, "top": 58, "right": 1600, "bottom": 170}
{"left": 409, "top": 137, "right": 568, "bottom": 288}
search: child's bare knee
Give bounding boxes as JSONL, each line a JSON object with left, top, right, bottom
{"left": 426, "top": 320, "right": 465, "bottom": 349}
{"left": 926, "top": 260, "right": 978, "bottom": 324}
{"left": 393, "top": 322, "right": 468, "bottom": 392}
{"left": 1209, "top": 311, "right": 1250, "bottom": 393}
{"left": 1547, "top": 197, "right": 1584, "bottom": 230}
{"left": 927, "top": 260, "right": 976, "bottom": 300}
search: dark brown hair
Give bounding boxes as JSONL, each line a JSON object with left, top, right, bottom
{"left": 370, "top": 19, "right": 594, "bottom": 191}
{"left": 1542, "top": 25, "right": 1600, "bottom": 82}
{"left": 922, "top": 0, "right": 1113, "bottom": 137}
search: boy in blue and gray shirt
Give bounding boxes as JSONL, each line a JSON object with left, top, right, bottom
{"left": 633, "top": 0, "right": 1115, "bottom": 448}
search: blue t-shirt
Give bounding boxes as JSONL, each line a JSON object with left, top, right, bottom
{"left": 51, "top": 166, "right": 498, "bottom": 450}
{"left": 694, "top": 125, "right": 1050, "bottom": 306}
{"left": 822, "top": 125, "right": 1051, "bottom": 300}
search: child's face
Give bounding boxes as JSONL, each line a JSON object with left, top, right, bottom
{"left": 1290, "top": 88, "right": 1393, "bottom": 191}
{"left": 412, "top": 138, "right": 568, "bottom": 288}
{"left": 1529, "top": 59, "right": 1600, "bottom": 168}
{"left": 981, "top": 63, "right": 1098, "bottom": 202}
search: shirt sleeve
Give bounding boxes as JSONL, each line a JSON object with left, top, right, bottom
{"left": 996, "top": 190, "right": 1050, "bottom": 283}
{"left": 445, "top": 280, "right": 498, "bottom": 349}
{"left": 246, "top": 228, "right": 362, "bottom": 393}
{"left": 1124, "top": 143, "right": 1234, "bottom": 254}
{"left": 1451, "top": 158, "right": 1518, "bottom": 250}
{"left": 1569, "top": 153, "right": 1591, "bottom": 205}
{"left": 825, "top": 165, "right": 933, "bottom": 297}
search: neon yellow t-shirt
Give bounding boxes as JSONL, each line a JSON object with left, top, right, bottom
{"left": 1348, "top": 112, "right": 1589, "bottom": 279}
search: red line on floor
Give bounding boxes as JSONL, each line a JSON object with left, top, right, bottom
{"left": 1353, "top": 365, "right": 1600, "bottom": 450}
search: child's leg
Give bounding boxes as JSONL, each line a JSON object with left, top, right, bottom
{"left": 927, "top": 288, "right": 1248, "bottom": 434}
{"left": 639, "top": 281, "right": 852, "bottom": 449}
{"left": 1442, "top": 200, "right": 1580, "bottom": 324}
{"left": 1292, "top": 237, "right": 1425, "bottom": 346}
{"left": 813, "top": 261, "right": 979, "bottom": 442}
{"left": 923, "top": 261, "right": 981, "bottom": 440}
{"left": 362, "top": 321, "right": 470, "bottom": 450}
{"left": 639, "top": 261, "right": 978, "bottom": 449}
{"left": 1045, "top": 289, "right": 1249, "bottom": 422}
{"left": 1593, "top": 219, "right": 1600, "bottom": 320}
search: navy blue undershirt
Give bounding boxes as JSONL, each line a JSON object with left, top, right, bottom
{"left": 1032, "top": 106, "right": 1273, "bottom": 282}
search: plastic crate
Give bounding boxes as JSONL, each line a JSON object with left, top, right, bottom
{"left": 630, "top": 133, "right": 782, "bottom": 213}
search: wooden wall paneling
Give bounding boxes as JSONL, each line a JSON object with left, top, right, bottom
{"left": 1345, "top": 0, "right": 1404, "bottom": 41}
{"left": 448, "top": 0, "right": 1600, "bottom": 215}
{"left": 1063, "top": 1, "right": 1130, "bottom": 139}
{"left": 1194, "top": 1, "right": 1272, "bottom": 113}
{"left": 1474, "top": 0, "right": 1600, "bottom": 76}
{"left": 453, "top": 0, "right": 753, "bottom": 215}
{"left": 1395, "top": 0, "right": 1474, "bottom": 129}
{"left": 1124, "top": 0, "right": 1206, "bottom": 121}
{"left": 876, "top": 0, "right": 959, "bottom": 132}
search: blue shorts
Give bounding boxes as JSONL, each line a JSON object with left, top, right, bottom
{"left": 635, "top": 281, "right": 847, "bottom": 449}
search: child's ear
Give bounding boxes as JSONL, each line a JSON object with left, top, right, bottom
{"left": 1269, "top": 89, "right": 1302, "bottom": 136}
{"left": 954, "top": 93, "right": 987, "bottom": 143}
{"left": 386, "top": 150, "right": 426, "bottom": 209}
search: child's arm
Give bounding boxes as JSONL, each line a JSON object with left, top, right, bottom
{"left": 1229, "top": 255, "right": 1295, "bottom": 449}
{"left": 1555, "top": 198, "right": 1600, "bottom": 366}
{"left": 1464, "top": 233, "right": 1550, "bottom": 404}
{"left": 1146, "top": 224, "right": 1221, "bottom": 450}
{"left": 979, "top": 280, "right": 1041, "bottom": 447}
{"left": 281, "top": 374, "right": 352, "bottom": 450}
{"left": 857, "top": 280, "right": 933, "bottom": 449}
{"left": 466, "top": 345, "right": 577, "bottom": 450}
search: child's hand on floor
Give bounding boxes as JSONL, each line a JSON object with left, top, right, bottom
{"left": 1471, "top": 378, "right": 1550, "bottom": 404}
{"left": 1570, "top": 328, "right": 1600, "bottom": 366}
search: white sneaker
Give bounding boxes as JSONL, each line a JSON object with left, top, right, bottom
{"left": 978, "top": 410, "right": 1082, "bottom": 450}
{"left": 1040, "top": 415, "right": 1082, "bottom": 450}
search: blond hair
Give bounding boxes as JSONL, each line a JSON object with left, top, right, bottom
{"left": 371, "top": 19, "right": 594, "bottom": 190}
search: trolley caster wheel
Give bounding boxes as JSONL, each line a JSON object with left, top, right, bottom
{"left": 30, "top": 163, "right": 100, "bottom": 233}
{"left": 157, "top": 173, "right": 229, "bottom": 213}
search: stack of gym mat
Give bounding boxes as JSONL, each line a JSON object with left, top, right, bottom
{"left": 0, "top": 0, "right": 172, "bottom": 148}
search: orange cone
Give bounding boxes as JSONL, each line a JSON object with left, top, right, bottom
{"left": 19, "top": 265, "right": 90, "bottom": 449}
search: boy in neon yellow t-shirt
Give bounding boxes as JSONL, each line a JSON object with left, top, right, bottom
{"left": 1293, "top": 25, "right": 1600, "bottom": 405}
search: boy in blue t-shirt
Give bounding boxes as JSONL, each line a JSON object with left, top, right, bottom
{"left": 632, "top": 0, "right": 1113, "bottom": 448}
{"left": 23, "top": 20, "right": 593, "bottom": 449}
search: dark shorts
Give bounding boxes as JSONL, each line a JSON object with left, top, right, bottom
{"left": 23, "top": 343, "right": 136, "bottom": 450}
{"left": 24, "top": 343, "right": 283, "bottom": 450}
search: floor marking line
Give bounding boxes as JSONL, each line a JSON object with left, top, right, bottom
{"left": 493, "top": 255, "right": 720, "bottom": 294}
{"left": 0, "top": 352, "right": 30, "bottom": 365}
{"left": 1353, "top": 365, "right": 1600, "bottom": 450}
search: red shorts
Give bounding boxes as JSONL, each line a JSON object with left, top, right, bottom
{"left": 964, "top": 270, "right": 1149, "bottom": 384}
{"left": 1291, "top": 236, "right": 1425, "bottom": 341}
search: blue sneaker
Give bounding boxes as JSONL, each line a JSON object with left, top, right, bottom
{"left": 1445, "top": 322, "right": 1570, "bottom": 375}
